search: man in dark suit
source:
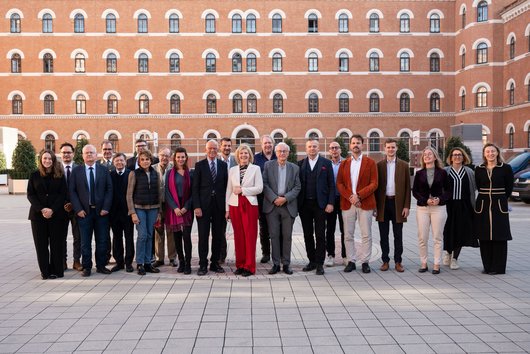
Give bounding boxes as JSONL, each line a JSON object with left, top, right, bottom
{"left": 192, "top": 140, "right": 228, "bottom": 276}
{"left": 99, "top": 140, "right": 115, "bottom": 172}
{"left": 69, "top": 144, "right": 113, "bottom": 277}
{"left": 60, "top": 142, "right": 82, "bottom": 271}
{"left": 109, "top": 153, "right": 134, "bottom": 273}
{"left": 126, "top": 138, "right": 159, "bottom": 170}
{"left": 263, "top": 142, "right": 301, "bottom": 275}
{"left": 298, "top": 139, "right": 335, "bottom": 275}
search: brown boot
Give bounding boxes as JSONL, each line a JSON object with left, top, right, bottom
{"left": 380, "top": 262, "right": 389, "bottom": 271}
{"left": 73, "top": 260, "right": 83, "bottom": 271}
{"left": 395, "top": 262, "right": 404, "bottom": 273}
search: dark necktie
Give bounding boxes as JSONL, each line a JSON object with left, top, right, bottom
{"left": 210, "top": 160, "right": 216, "bottom": 182}
{"left": 118, "top": 171, "right": 123, "bottom": 176}
{"left": 89, "top": 167, "right": 96, "bottom": 205}
{"left": 66, "top": 165, "right": 71, "bottom": 181}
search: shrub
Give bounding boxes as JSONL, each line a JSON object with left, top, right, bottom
{"left": 11, "top": 140, "right": 37, "bottom": 179}
{"left": 74, "top": 138, "right": 89, "bottom": 165}
{"left": 284, "top": 138, "right": 298, "bottom": 164}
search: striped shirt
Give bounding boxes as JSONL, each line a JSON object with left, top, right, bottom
{"left": 449, "top": 167, "right": 466, "bottom": 200}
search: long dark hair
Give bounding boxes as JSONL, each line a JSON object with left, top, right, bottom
{"left": 173, "top": 147, "right": 189, "bottom": 171}
{"left": 38, "top": 150, "right": 63, "bottom": 179}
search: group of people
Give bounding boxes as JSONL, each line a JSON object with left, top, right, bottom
{"left": 27, "top": 134, "right": 514, "bottom": 280}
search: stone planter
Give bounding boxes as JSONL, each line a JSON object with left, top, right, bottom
{"left": 8, "top": 178, "right": 28, "bottom": 194}
{"left": 0, "top": 174, "right": 7, "bottom": 185}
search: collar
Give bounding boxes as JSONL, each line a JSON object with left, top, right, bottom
{"left": 352, "top": 154, "right": 363, "bottom": 162}
{"left": 386, "top": 157, "right": 396, "bottom": 163}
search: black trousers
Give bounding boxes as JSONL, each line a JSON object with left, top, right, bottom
{"left": 197, "top": 198, "right": 226, "bottom": 268}
{"left": 325, "top": 196, "right": 344, "bottom": 258}
{"left": 32, "top": 218, "right": 67, "bottom": 278}
{"left": 111, "top": 216, "right": 134, "bottom": 266}
{"left": 258, "top": 210, "right": 271, "bottom": 257}
{"left": 378, "top": 198, "right": 404, "bottom": 263}
{"left": 480, "top": 240, "right": 508, "bottom": 274}
{"left": 300, "top": 199, "right": 326, "bottom": 265}
{"left": 174, "top": 226, "right": 193, "bottom": 264}
{"left": 64, "top": 212, "right": 81, "bottom": 262}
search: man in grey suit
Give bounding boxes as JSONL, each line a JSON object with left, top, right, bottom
{"left": 262, "top": 142, "right": 301, "bottom": 275}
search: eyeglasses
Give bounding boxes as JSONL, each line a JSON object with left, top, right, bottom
{"left": 330, "top": 146, "right": 340, "bottom": 150}
{"left": 102, "top": 148, "right": 112, "bottom": 151}
{"left": 61, "top": 151, "right": 73, "bottom": 154}
{"left": 136, "top": 144, "right": 147, "bottom": 148}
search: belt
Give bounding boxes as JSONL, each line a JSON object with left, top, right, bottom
{"left": 386, "top": 196, "right": 396, "bottom": 200}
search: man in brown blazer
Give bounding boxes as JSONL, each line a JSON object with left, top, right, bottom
{"left": 336, "top": 135, "right": 378, "bottom": 274}
{"left": 375, "top": 138, "right": 411, "bottom": 272}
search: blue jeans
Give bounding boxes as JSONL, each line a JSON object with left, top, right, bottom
{"left": 78, "top": 210, "right": 109, "bottom": 269}
{"left": 135, "top": 208, "right": 158, "bottom": 265}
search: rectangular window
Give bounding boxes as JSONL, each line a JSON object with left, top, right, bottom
{"left": 272, "top": 17, "right": 282, "bottom": 33}
{"left": 247, "top": 57, "right": 256, "bottom": 72}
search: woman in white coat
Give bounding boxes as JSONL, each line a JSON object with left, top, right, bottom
{"left": 225, "top": 143, "right": 263, "bottom": 276}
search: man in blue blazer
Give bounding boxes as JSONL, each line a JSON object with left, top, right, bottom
{"left": 298, "top": 139, "right": 335, "bottom": 275}
{"left": 69, "top": 144, "right": 113, "bottom": 277}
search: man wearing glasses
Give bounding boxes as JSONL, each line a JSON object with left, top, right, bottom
{"left": 127, "top": 139, "right": 159, "bottom": 170}
{"left": 99, "top": 140, "right": 115, "bottom": 172}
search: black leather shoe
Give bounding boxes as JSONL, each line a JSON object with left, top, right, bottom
{"left": 302, "top": 262, "right": 316, "bottom": 272}
{"left": 242, "top": 269, "right": 253, "bottom": 277}
{"left": 269, "top": 265, "right": 281, "bottom": 275}
{"left": 152, "top": 260, "right": 164, "bottom": 267}
{"left": 125, "top": 265, "right": 134, "bottom": 273}
{"left": 197, "top": 267, "right": 208, "bottom": 276}
{"left": 82, "top": 269, "right": 91, "bottom": 277}
{"left": 418, "top": 266, "right": 429, "bottom": 273}
{"left": 144, "top": 264, "right": 160, "bottom": 273}
{"left": 260, "top": 255, "right": 270, "bottom": 263}
{"left": 210, "top": 264, "right": 225, "bottom": 273}
{"left": 177, "top": 263, "right": 185, "bottom": 273}
{"left": 362, "top": 263, "right": 371, "bottom": 274}
{"left": 49, "top": 274, "right": 57, "bottom": 279}
{"left": 315, "top": 264, "right": 325, "bottom": 275}
{"left": 97, "top": 267, "right": 112, "bottom": 275}
{"left": 283, "top": 265, "right": 293, "bottom": 275}
{"left": 432, "top": 268, "right": 440, "bottom": 275}
{"left": 184, "top": 265, "right": 192, "bottom": 275}
{"left": 344, "top": 262, "right": 356, "bottom": 273}
{"left": 111, "top": 265, "right": 124, "bottom": 272}
{"left": 234, "top": 268, "right": 244, "bottom": 275}
{"left": 138, "top": 265, "right": 146, "bottom": 275}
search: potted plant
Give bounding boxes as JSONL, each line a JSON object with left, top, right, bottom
{"left": 8, "top": 139, "right": 37, "bottom": 194}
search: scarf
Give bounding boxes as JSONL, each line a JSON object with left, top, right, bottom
{"left": 165, "top": 167, "right": 192, "bottom": 231}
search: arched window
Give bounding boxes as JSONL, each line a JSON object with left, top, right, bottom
{"left": 106, "top": 53, "right": 117, "bottom": 73}
{"left": 207, "top": 133, "right": 217, "bottom": 140}
{"left": 246, "top": 14, "right": 256, "bottom": 33}
{"left": 170, "top": 94, "right": 181, "bottom": 114}
{"left": 461, "top": 48, "right": 466, "bottom": 68}
{"left": 272, "top": 13, "right": 282, "bottom": 33}
{"left": 42, "top": 13, "right": 53, "bottom": 33}
{"left": 273, "top": 132, "right": 284, "bottom": 144}
{"left": 308, "top": 131, "right": 319, "bottom": 140}
{"left": 12, "top": 94, "right": 22, "bottom": 114}
{"left": 369, "top": 52, "right": 380, "bottom": 72}
{"left": 45, "top": 134, "right": 55, "bottom": 152}
{"left": 206, "top": 94, "right": 217, "bottom": 113}
{"left": 461, "top": 8, "right": 466, "bottom": 28}
{"left": 528, "top": 83, "right": 530, "bottom": 101}
{"left": 430, "top": 53, "right": 440, "bottom": 72}
{"left": 308, "top": 13, "right": 318, "bottom": 33}
{"left": 169, "top": 53, "right": 180, "bottom": 73}
{"left": 232, "top": 53, "right": 242, "bottom": 72}
{"left": 107, "top": 94, "right": 118, "bottom": 114}
{"left": 339, "top": 93, "right": 349, "bottom": 112}
{"left": 400, "top": 131, "right": 411, "bottom": 146}
{"left": 170, "top": 133, "right": 181, "bottom": 150}
{"left": 205, "top": 14, "right": 215, "bottom": 33}
{"left": 509, "top": 83, "right": 515, "bottom": 105}
{"left": 272, "top": 52, "right": 282, "bottom": 72}
{"left": 247, "top": 53, "right": 257, "bottom": 72}
{"left": 43, "top": 53, "right": 53, "bottom": 73}
{"left": 138, "top": 53, "right": 148, "bottom": 73}
{"left": 76, "top": 94, "right": 86, "bottom": 114}
{"left": 76, "top": 133, "right": 87, "bottom": 143}
{"left": 11, "top": 54, "right": 21, "bottom": 73}
{"left": 206, "top": 53, "right": 216, "bottom": 72}
{"left": 476, "top": 87, "right": 487, "bottom": 107}
{"left": 74, "top": 13, "right": 85, "bottom": 33}
{"left": 400, "top": 14, "right": 410, "bottom": 33}
{"left": 429, "top": 131, "right": 440, "bottom": 150}
{"left": 509, "top": 126, "right": 514, "bottom": 149}
{"left": 109, "top": 133, "right": 119, "bottom": 151}
{"left": 510, "top": 37, "right": 516, "bottom": 59}
{"left": 273, "top": 93, "right": 283, "bottom": 113}
{"left": 400, "top": 52, "right": 410, "bottom": 72}
{"left": 369, "top": 93, "right": 380, "bottom": 112}
{"left": 461, "top": 91, "right": 466, "bottom": 110}
{"left": 169, "top": 13, "right": 179, "bottom": 33}
{"left": 338, "top": 13, "right": 349, "bottom": 33}
{"left": 369, "top": 13, "right": 379, "bottom": 33}
{"left": 369, "top": 132, "right": 380, "bottom": 152}
{"left": 44, "top": 94, "right": 54, "bottom": 114}
{"left": 308, "top": 93, "right": 319, "bottom": 112}
{"left": 139, "top": 94, "right": 149, "bottom": 114}
{"left": 106, "top": 14, "right": 116, "bottom": 33}
{"left": 137, "top": 13, "right": 148, "bottom": 33}
{"left": 10, "top": 14, "right": 21, "bottom": 33}
{"left": 232, "top": 14, "right": 242, "bottom": 33}
{"left": 430, "top": 93, "right": 440, "bottom": 112}
{"left": 400, "top": 93, "right": 410, "bottom": 112}
{"left": 75, "top": 53, "right": 85, "bottom": 73}
{"left": 340, "top": 131, "right": 350, "bottom": 145}
{"left": 308, "top": 52, "right": 318, "bottom": 72}
{"left": 232, "top": 94, "right": 242, "bottom": 113}
{"left": 476, "top": 42, "right": 488, "bottom": 64}
{"left": 477, "top": 1, "right": 488, "bottom": 22}
{"left": 429, "top": 13, "right": 440, "bottom": 33}
{"left": 339, "top": 52, "right": 349, "bottom": 72}
{"left": 247, "top": 94, "right": 257, "bottom": 113}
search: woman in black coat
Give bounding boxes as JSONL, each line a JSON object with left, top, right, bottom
{"left": 27, "top": 150, "right": 68, "bottom": 279}
{"left": 474, "top": 143, "right": 514, "bottom": 275}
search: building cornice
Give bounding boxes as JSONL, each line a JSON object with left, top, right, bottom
{"left": 501, "top": 0, "right": 530, "bottom": 22}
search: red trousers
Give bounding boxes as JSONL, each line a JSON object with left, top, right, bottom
{"left": 229, "top": 195, "right": 259, "bottom": 274}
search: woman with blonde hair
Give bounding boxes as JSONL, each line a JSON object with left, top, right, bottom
{"left": 412, "top": 146, "right": 450, "bottom": 274}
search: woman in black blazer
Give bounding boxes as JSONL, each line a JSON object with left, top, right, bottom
{"left": 27, "top": 150, "right": 68, "bottom": 279}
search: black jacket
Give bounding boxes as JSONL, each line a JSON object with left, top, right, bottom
{"left": 27, "top": 171, "right": 68, "bottom": 221}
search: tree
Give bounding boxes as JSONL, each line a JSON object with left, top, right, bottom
{"left": 11, "top": 139, "right": 37, "bottom": 178}
{"left": 74, "top": 138, "right": 89, "bottom": 165}
{"left": 0, "top": 151, "right": 6, "bottom": 170}
{"left": 284, "top": 138, "right": 298, "bottom": 164}
{"left": 334, "top": 136, "right": 349, "bottom": 158}
{"left": 397, "top": 139, "right": 410, "bottom": 162}
{"left": 444, "top": 136, "right": 473, "bottom": 166}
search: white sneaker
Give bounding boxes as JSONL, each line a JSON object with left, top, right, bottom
{"left": 443, "top": 252, "right": 451, "bottom": 266}
{"left": 325, "top": 256, "right": 335, "bottom": 267}
{"left": 450, "top": 259, "right": 460, "bottom": 270}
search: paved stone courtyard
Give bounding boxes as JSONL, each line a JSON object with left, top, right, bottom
{"left": 1, "top": 186, "right": 530, "bottom": 353}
